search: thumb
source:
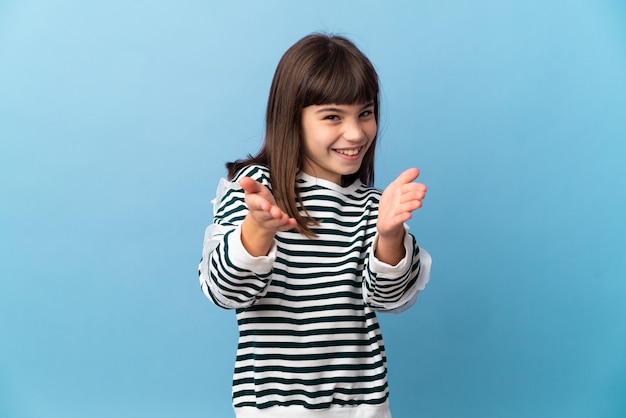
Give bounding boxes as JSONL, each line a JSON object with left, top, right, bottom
{"left": 393, "top": 167, "right": 420, "bottom": 185}
{"left": 240, "top": 177, "right": 263, "bottom": 194}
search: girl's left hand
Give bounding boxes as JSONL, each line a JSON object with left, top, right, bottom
{"left": 377, "top": 168, "right": 427, "bottom": 239}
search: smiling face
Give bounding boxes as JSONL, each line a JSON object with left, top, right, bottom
{"left": 300, "top": 102, "right": 377, "bottom": 185}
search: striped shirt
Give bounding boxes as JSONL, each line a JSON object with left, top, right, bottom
{"left": 199, "top": 165, "right": 431, "bottom": 418}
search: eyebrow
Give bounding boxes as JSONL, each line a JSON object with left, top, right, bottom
{"left": 315, "top": 102, "right": 375, "bottom": 114}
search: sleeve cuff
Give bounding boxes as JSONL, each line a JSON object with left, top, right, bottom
{"left": 385, "top": 247, "right": 432, "bottom": 314}
{"left": 226, "top": 225, "right": 277, "bottom": 274}
{"left": 368, "top": 225, "right": 413, "bottom": 275}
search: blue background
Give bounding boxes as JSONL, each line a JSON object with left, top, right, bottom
{"left": 1, "top": 1, "right": 625, "bottom": 417}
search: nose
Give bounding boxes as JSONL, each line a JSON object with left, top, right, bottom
{"left": 343, "top": 118, "right": 366, "bottom": 143}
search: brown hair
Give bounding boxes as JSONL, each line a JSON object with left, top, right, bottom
{"left": 227, "top": 33, "right": 380, "bottom": 237}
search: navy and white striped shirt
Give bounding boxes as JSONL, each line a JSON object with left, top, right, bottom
{"left": 199, "top": 165, "right": 431, "bottom": 417}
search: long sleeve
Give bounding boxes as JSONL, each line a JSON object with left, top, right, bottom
{"left": 198, "top": 168, "right": 432, "bottom": 412}
{"left": 198, "top": 166, "right": 277, "bottom": 309}
{"left": 362, "top": 226, "right": 432, "bottom": 313}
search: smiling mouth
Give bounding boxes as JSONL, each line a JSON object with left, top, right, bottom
{"left": 334, "top": 147, "right": 363, "bottom": 156}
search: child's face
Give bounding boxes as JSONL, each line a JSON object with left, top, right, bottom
{"left": 300, "top": 102, "right": 377, "bottom": 185}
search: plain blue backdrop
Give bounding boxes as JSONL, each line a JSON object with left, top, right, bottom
{"left": 1, "top": 1, "right": 625, "bottom": 417}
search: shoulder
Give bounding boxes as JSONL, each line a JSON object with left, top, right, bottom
{"left": 350, "top": 182, "right": 382, "bottom": 204}
{"left": 231, "top": 164, "right": 271, "bottom": 186}
{"left": 212, "top": 165, "right": 271, "bottom": 210}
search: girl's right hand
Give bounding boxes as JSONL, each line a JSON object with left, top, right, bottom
{"left": 239, "top": 177, "right": 296, "bottom": 256}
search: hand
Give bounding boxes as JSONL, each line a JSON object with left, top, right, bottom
{"left": 374, "top": 168, "right": 427, "bottom": 265}
{"left": 239, "top": 177, "right": 296, "bottom": 256}
{"left": 240, "top": 177, "right": 296, "bottom": 233}
{"left": 377, "top": 168, "right": 427, "bottom": 239}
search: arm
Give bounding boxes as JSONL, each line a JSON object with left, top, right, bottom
{"left": 362, "top": 168, "right": 430, "bottom": 311}
{"left": 375, "top": 168, "right": 427, "bottom": 264}
{"left": 198, "top": 166, "right": 295, "bottom": 309}
{"left": 364, "top": 232, "right": 432, "bottom": 312}
{"left": 239, "top": 176, "right": 296, "bottom": 256}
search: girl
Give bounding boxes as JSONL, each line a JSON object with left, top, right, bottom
{"left": 199, "top": 33, "right": 432, "bottom": 418}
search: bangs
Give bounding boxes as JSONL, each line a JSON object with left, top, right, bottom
{"left": 300, "top": 43, "right": 379, "bottom": 107}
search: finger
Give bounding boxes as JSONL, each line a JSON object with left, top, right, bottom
{"left": 269, "top": 205, "right": 287, "bottom": 220}
{"left": 393, "top": 167, "right": 420, "bottom": 185}
{"left": 401, "top": 188, "right": 427, "bottom": 202}
{"left": 240, "top": 177, "right": 264, "bottom": 194}
{"left": 267, "top": 205, "right": 298, "bottom": 228}
{"left": 396, "top": 195, "right": 426, "bottom": 214}
{"left": 267, "top": 212, "right": 297, "bottom": 231}
{"left": 404, "top": 200, "right": 423, "bottom": 211}
{"left": 391, "top": 203, "right": 422, "bottom": 222}
{"left": 408, "top": 182, "right": 427, "bottom": 193}
{"left": 278, "top": 212, "right": 294, "bottom": 226}
{"left": 246, "top": 193, "right": 272, "bottom": 212}
{"left": 276, "top": 218, "right": 297, "bottom": 232}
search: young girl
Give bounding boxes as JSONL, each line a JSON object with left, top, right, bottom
{"left": 199, "top": 33, "right": 432, "bottom": 418}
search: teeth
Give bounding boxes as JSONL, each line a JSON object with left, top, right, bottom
{"left": 336, "top": 148, "right": 361, "bottom": 156}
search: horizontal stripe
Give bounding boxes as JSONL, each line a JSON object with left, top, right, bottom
{"left": 200, "top": 165, "right": 423, "bottom": 409}
{"left": 237, "top": 313, "right": 373, "bottom": 325}
{"left": 235, "top": 349, "right": 385, "bottom": 362}
{"left": 233, "top": 382, "right": 389, "bottom": 402}
{"left": 233, "top": 360, "right": 386, "bottom": 376}
{"left": 237, "top": 303, "right": 367, "bottom": 315}
{"left": 234, "top": 393, "right": 388, "bottom": 410}
{"left": 239, "top": 324, "right": 379, "bottom": 337}
{"left": 236, "top": 336, "right": 382, "bottom": 350}
{"left": 233, "top": 374, "right": 387, "bottom": 390}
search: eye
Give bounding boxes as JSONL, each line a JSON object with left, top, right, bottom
{"left": 324, "top": 114, "right": 340, "bottom": 121}
{"left": 360, "top": 109, "right": 374, "bottom": 118}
